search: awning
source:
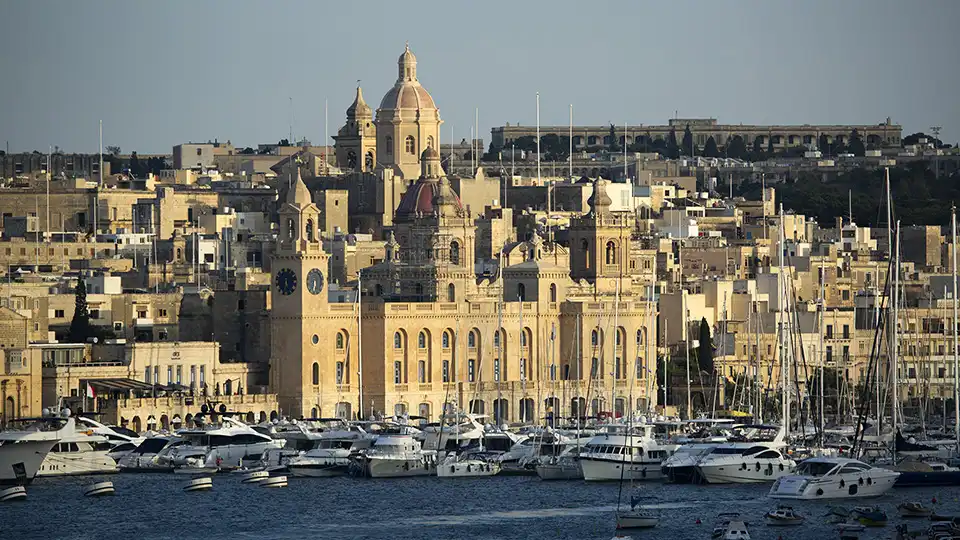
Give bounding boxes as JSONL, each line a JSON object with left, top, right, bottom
{"left": 87, "top": 378, "right": 155, "bottom": 392}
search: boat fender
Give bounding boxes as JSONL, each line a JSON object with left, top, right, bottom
{"left": 839, "top": 479, "right": 845, "bottom": 488}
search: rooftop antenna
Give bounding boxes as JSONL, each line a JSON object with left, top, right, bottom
{"left": 324, "top": 97, "right": 329, "bottom": 174}
{"left": 568, "top": 104, "right": 573, "bottom": 181}
{"left": 97, "top": 120, "right": 102, "bottom": 236}
{"left": 475, "top": 107, "right": 479, "bottom": 173}
{"left": 288, "top": 97, "right": 293, "bottom": 145}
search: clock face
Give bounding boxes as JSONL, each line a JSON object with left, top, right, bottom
{"left": 307, "top": 268, "right": 325, "bottom": 295}
{"left": 275, "top": 268, "right": 297, "bottom": 295}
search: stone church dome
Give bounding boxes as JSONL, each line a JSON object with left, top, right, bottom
{"left": 377, "top": 43, "right": 438, "bottom": 112}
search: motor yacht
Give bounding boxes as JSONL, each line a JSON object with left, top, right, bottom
{"left": 696, "top": 443, "right": 796, "bottom": 484}
{"left": 117, "top": 436, "right": 179, "bottom": 472}
{"left": 351, "top": 432, "right": 437, "bottom": 478}
{"left": 287, "top": 426, "right": 375, "bottom": 477}
{"left": 660, "top": 443, "right": 719, "bottom": 483}
{"left": 536, "top": 444, "right": 584, "bottom": 480}
{"left": 167, "top": 416, "right": 283, "bottom": 471}
{"left": 769, "top": 457, "right": 900, "bottom": 499}
{"left": 579, "top": 424, "right": 678, "bottom": 481}
{"left": 37, "top": 429, "right": 118, "bottom": 477}
{"left": 0, "top": 415, "right": 74, "bottom": 484}
{"left": 436, "top": 454, "right": 500, "bottom": 477}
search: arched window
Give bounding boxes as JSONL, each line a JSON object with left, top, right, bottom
{"left": 385, "top": 136, "right": 393, "bottom": 155}
{"left": 305, "top": 219, "right": 315, "bottom": 241}
{"left": 365, "top": 151, "right": 374, "bottom": 170}
{"left": 418, "top": 331, "right": 427, "bottom": 349}
{"left": 427, "top": 136, "right": 434, "bottom": 149}
{"left": 449, "top": 241, "right": 460, "bottom": 265}
{"left": 442, "top": 331, "right": 450, "bottom": 349}
{"left": 494, "top": 331, "right": 501, "bottom": 349}
{"left": 637, "top": 328, "right": 644, "bottom": 345}
{"left": 286, "top": 218, "right": 296, "bottom": 240}
{"left": 549, "top": 283, "right": 557, "bottom": 302}
{"left": 468, "top": 330, "right": 477, "bottom": 348}
{"left": 447, "top": 283, "right": 455, "bottom": 302}
{"left": 591, "top": 329, "right": 599, "bottom": 347}
{"left": 417, "top": 360, "right": 426, "bottom": 383}
{"left": 520, "top": 331, "right": 527, "bottom": 347}
{"left": 312, "top": 362, "right": 319, "bottom": 385}
{"left": 336, "top": 332, "right": 345, "bottom": 349}
{"left": 605, "top": 241, "right": 617, "bottom": 265}
{"left": 394, "top": 332, "right": 403, "bottom": 349}
{"left": 517, "top": 283, "right": 526, "bottom": 302}
{"left": 405, "top": 136, "right": 416, "bottom": 154}
{"left": 636, "top": 357, "right": 644, "bottom": 379}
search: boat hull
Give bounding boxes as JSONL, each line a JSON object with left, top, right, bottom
{"left": 37, "top": 450, "right": 117, "bottom": 477}
{"left": 616, "top": 512, "right": 658, "bottom": 529}
{"left": 580, "top": 457, "right": 663, "bottom": 481}
{"left": 536, "top": 462, "right": 582, "bottom": 480}
{"left": 366, "top": 457, "right": 435, "bottom": 478}
{"left": 698, "top": 463, "right": 794, "bottom": 484}
{"left": 662, "top": 465, "right": 702, "bottom": 484}
{"left": 769, "top": 473, "right": 899, "bottom": 500}
{"left": 894, "top": 471, "right": 960, "bottom": 487}
{"left": 437, "top": 460, "right": 499, "bottom": 478}
{"left": 289, "top": 463, "right": 349, "bottom": 478}
{"left": 0, "top": 440, "right": 57, "bottom": 485}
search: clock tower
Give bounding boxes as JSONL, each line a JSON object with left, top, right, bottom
{"left": 270, "top": 169, "right": 329, "bottom": 417}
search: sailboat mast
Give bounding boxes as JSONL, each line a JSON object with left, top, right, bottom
{"left": 357, "top": 272, "right": 364, "bottom": 419}
{"left": 952, "top": 206, "right": 959, "bottom": 450}
{"left": 818, "top": 261, "right": 826, "bottom": 446}
{"left": 892, "top": 221, "right": 901, "bottom": 460}
{"left": 779, "top": 204, "right": 790, "bottom": 435}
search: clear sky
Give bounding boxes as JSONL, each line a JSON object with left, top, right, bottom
{"left": 1, "top": 0, "right": 957, "bottom": 154}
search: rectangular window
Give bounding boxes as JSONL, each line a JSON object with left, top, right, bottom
{"left": 494, "top": 359, "right": 501, "bottom": 382}
{"left": 417, "top": 360, "right": 426, "bottom": 383}
{"left": 158, "top": 330, "right": 168, "bottom": 340}
{"left": 199, "top": 365, "right": 205, "bottom": 385}
{"left": 158, "top": 309, "right": 167, "bottom": 317}
{"left": 842, "top": 290, "right": 850, "bottom": 301}
{"left": 190, "top": 365, "right": 196, "bottom": 386}
{"left": 842, "top": 345, "right": 849, "bottom": 360}
{"left": 519, "top": 358, "right": 527, "bottom": 381}
{"left": 826, "top": 325, "right": 833, "bottom": 339}
{"left": 842, "top": 325, "right": 849, "bottom": 339}
{"left": 614, "top": 357, "right": 621, "bottom": 379}
{"left": 336, "top": 362, "right": 344, "bottom": 384}
{"left": 154, "top": 366, "right": 160, "bottom": 384}
{"left": 908, "top": 367, "right": 917, "bottom": 379}
{"left": 145, "top": 367, "right": 151, "bottom": 384}
{"left": 167, "top": 366, "right": 173, "bottom": 384}
{"left": 54, "top": 309, "right": 65, "bottom": 318}
{"left": 468, "top": 359, "right": 476, "bottom": 382}
{"left": 550, "top": 364, "right": 557, "bottom": 381}
{"left": 442, "top": 360, "right": 449, "bottom": 383}
{"left": 394, "top": 361, "right": 402, "bottom": 384}
{"left": 137, "top": 310, "right": 147, "bottom": 318}
{"left": 826, "top": 346, "right": 833, "bottom": 363}
{"left": 176, "top": 365, "right": 182, "bottom": 384}
{"left": 89, "top": 309, "right": 100, "bottom": 319}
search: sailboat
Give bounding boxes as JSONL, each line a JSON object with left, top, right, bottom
{"left": 615, "top": 283, "right": 657, "bottom": 530}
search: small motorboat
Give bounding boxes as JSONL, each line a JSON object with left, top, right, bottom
{"left": 0, "top": 486, "right": 26, "bottom": 502}
{"left": 83, "top": 481, "right": 116, "bottom": 497}
{"left": 897, "top": 502, "right": 933, "bottom": 518}
{"left": 852, "top": 506, "right": 888, "bottom": 527}
{"left": 615, "top": 510, "right": 658, "bottom": 529}
{"left": 712, "top": 513, "right": 750, "bottom": 540}
{"left": 837, "top": 521, "right": 866, "bottom": 533}
{"left": 765, "top": 506, "right": 804, "bottom": 526}
{"left": 930, "top": 512, "right": 960, "bottom": 523}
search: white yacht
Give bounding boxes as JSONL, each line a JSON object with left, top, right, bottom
{"left": 167, "top": 416, "right": 283, "bottom": 471}
{"left": 0, "top": 415, "right": 74, "bottom": 484}
{"left": 352, "top": 433, "right": 437, "bottom": 478}
{"left": 37, "top": 429, "right": 118, "bottom": 477}
{"left": 661, "top": 443, "right": 720, "bottom": 483}
{"left": 769, "top": 457, "right": 900, "bottom": 499}
{"left": 117, "top": 436, "right": 179, "bottom": 472}
{"left": 579, "top": 424, "right": 679, "bottom": 481}
{"left": 697, "top": 442, "right": 796, "bottom": 484}
{"left": 287, "top": 426, "right": 375, "bottom": 477}
{"left": 436, "top": 454, "right": 500, "bottom": 477}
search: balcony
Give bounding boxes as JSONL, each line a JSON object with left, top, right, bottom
{"left": 394, "top": 384, "right": 409, "bottom": 392}
{"left": 418, "top": 383, "right": 433, "bottom": 392}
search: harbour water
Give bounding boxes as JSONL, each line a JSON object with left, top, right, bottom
{"left": 2, "top": 475, "right": 957, "bottom": 540}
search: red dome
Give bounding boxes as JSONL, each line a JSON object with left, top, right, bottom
{"left": 395, "top": 178, "right": 463, "bottom": 219}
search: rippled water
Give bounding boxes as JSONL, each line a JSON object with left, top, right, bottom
{"left": 2, "top": 474, "right": 957, "bottom": 540}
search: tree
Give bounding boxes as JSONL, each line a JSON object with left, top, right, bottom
{"left": 697, "top": 318, "right": 714, "bottom": 373}
{"left": 818, "top": 134, "right": 830, "bottom": 156}
{"left": 68, "top": 279, "right": 91, "bottom": 343}
{"left": 666, "top": 128, "right": 680, "bottom": 159}
{"left": 608, "top": 124, "right": 620, "bottom": 152}
{"left": 129, "top": 151, "right": 141, "bottom": 177}
{"left": 105, "top": 145, "right": 121, "bottom": 156}
{"left": 682, "top": 125, "right": 693, "bottom": 156}
{"left": 848, "top": 129, "right": 865, "bottom": 157}
{"left": 239, "top": 147, "right": 256, "bottom": 155}
{"left": 510, "top": 136, "right": 538, "bottom": 153}
{"left": 726, "top": 135, "right": 747, "bottom": 160}
{"left": 702, "top": 136, "right": 719, "bottom": 158}
{"left": 277, "top": 139, "right": 290, "bottom": 147}
{"left": 752, "top": 136, "right": 765, "bottom": 159}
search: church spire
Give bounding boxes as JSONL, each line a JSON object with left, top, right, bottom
{"left": 286, "top": 165, "right": 312, "bottom": 206}
{"left": 346, "top": 85, "right": 371, "bottom": 119}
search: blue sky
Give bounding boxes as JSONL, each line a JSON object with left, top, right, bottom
{"left": 1, "top": 0, "right": 957, "bottom": 153}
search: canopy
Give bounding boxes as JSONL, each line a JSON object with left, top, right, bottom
{"left": 87, "top": 378, "right": 155, "bottom": 392}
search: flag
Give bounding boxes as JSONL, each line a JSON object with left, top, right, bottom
{"left": 86, "top": 383, "right": 96, "bottom": 399}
